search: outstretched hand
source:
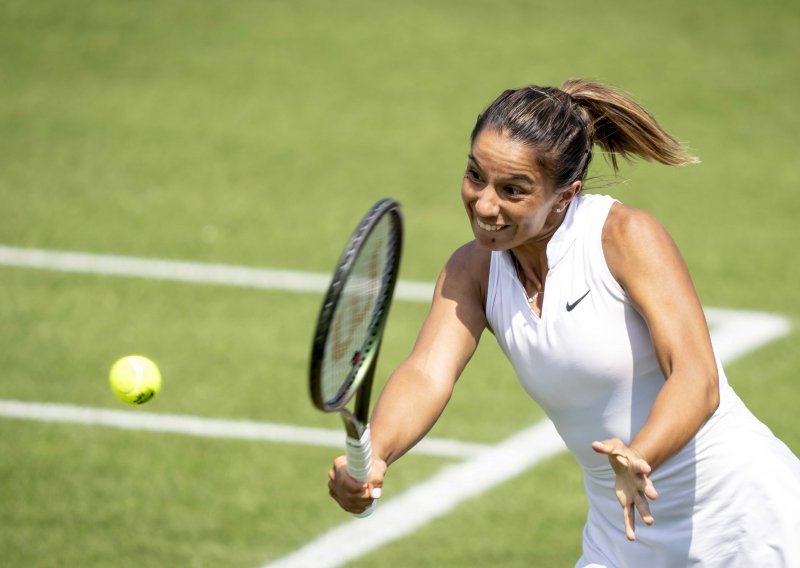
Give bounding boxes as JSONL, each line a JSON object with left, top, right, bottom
{"left": 592, "top": 439, "right": 658, "bottom": 541}
{"left": 327, "top": 455, "right": 387, "bottom": 515}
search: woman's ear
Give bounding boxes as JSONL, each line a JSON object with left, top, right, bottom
{"left": 556, "top": 180, "right": 582, "bottom": 211}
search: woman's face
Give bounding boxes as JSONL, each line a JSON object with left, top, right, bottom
{"left": 461, "top": 129, "right": 577, "bottom": 252}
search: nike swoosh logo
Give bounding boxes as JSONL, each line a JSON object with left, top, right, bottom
{"left": 566, "top": 289, "right": 591, "bottom": 312}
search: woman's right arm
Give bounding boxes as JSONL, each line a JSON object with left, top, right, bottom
{"left": 328, "top": 242, "right": 490, "bottom": 514}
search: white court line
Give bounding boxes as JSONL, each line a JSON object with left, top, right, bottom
{"left": 704, "top": 307, "right": 791, "bottom": 363}
{"left": 0, "top": 401, "right": 488, "bottom": 459}
{"left": 0, "top": 245, "right": 435, "bottom": 302}
{"left": 0, "top": 245, "right": 791, "bottom": 566}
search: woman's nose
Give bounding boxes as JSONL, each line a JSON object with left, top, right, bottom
{"left": 474, "top": 186, "right": 500, "bottom": 218}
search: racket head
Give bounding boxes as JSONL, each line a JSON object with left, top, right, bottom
{"left": 309, "top": 198, "right": 403, "bottom": 413}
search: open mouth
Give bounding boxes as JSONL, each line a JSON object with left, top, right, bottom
{"left": 476, "top": 218, "right": 506, "bottom": 232}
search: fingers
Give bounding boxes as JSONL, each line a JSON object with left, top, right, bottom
{"left": 623, "top": 501, "right": 636, "bottom": 541}
{"left": 616, "top": 488, "right": 654, "bottom": 542}
{"left": 593, "top": 440, "right": 656, "bottom": 489}
{"left": 616, "top": 490, "right": 654, "bottom": 542}
{"left": 327, "top": 455, "right": 385, "bottom": 514}
{"left": 629, "top": 453, "right": 652, "bottom": 476}
{"left": 627, "top": 458, "right": 658, "bottom": 501}
{"left": 327, "top": 476, "right": 373, "bottom": 513}
{"left": 591, "top": 438, "right": 626, "bottom": 453}
{"left": 634, "top": 490, "right": 654, "bottom": 526}
{"left": 598, "top": 440, "right": 658, "bottom": 540}
{"left": 329, "top": 456, "right": 366, "bottom": 490}
{"left": 591, "top": 439, "right": 614, "bottom": 455}
{"left": 592, "top": 439, "right": 631, "bottom": 467}
{"left": 642, "top": 475, "right": 658, "bottom": 500}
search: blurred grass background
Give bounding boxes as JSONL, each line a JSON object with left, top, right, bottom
{"left": 1, "top": 0, "right": 798, "bottom": 565}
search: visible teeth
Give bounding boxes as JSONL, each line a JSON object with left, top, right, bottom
{"left": 477, "top": 219, "right": 503, "bottom": 232}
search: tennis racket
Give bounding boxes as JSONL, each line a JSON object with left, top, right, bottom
{"left": 309, "top": 198, "right": 403, "bottom": 517}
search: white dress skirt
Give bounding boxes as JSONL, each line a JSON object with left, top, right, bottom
{"left": 485, "top": 193, "right": 800, "bottom": 567}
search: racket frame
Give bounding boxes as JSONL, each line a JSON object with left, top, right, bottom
{"left": 309, "top": 197, "right": 403, "bottom": 458}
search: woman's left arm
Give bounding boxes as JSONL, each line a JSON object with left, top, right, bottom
{"left": 594, "top": 202, "right": 720, "bottom": 539}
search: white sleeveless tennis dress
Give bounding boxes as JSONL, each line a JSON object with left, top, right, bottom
{"left": 485, "top": 193, "right": 800, "bottom": 567}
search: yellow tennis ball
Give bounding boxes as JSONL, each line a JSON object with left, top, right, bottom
{"left": 109, "top": 355, "right": 162, "bottom": 405}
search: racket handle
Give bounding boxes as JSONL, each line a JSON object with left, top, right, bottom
{"left": 345, "top": 426, "right": 376, "bottom": 518}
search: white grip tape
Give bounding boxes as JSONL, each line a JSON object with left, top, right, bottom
{"left": 345, "top": 426, "right": 375, "bottom": 518}
{"left": 345, "top": 426, "right": 372, "bottom": 482}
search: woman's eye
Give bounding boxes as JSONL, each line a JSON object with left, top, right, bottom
{"left": 505, "top": 186, "right": 523, "bottom": 196}
{"left": 466, "top": 168, "right": 481, "bottom": 182}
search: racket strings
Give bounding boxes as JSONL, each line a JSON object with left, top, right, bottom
{"left": 320, "top": 216, "right": 399, "bottom": 404}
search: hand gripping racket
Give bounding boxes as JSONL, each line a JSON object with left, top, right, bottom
{"left": 309, "top": 198, "right": 403, "bottom": 517}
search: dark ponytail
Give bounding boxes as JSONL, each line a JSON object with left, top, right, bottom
{"left": 470, "top": 79, "right": 698, "bottom": 190}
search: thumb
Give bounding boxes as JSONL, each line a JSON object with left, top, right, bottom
{"left": 592, "top": 439, "right": 632, "bottom": 470}
{"left": 367, "top": 458, "right": 388, "bottom": 499}
{"left": 592, "top": 439, "right": 624, "bottom": 457}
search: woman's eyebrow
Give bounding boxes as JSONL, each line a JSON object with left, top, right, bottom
{"left": 506, "top": 173, "right": 535, "bottom": 185}
{"left": 468, "top": 154, "right": 535, "bottom": 185}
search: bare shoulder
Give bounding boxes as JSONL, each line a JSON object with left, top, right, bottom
{"left": 430, "top": 241, "right": 490, "bottom": 330}
{"left": 602, "top": 202, "right": 681, "bottom": 286}
{"left": 445, "top": 241, "right": 491, "bottom": 278}
{"left": 438, "top": 241, "right": 491, "bottom": 302}
{"left": 603, "top": 202, "right": 670, "bottom": 247}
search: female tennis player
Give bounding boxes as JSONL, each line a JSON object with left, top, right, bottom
{"left": 327, "top": 79, "right": 800, "bottom": 566}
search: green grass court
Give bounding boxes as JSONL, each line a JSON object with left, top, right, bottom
{"left": 1, "top": 1, "right": 799, "bottom": 566}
